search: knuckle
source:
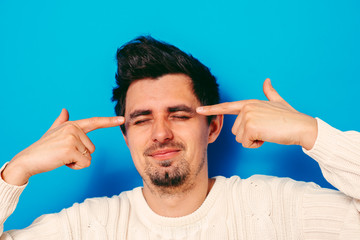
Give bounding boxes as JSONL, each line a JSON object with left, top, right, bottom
{"left": 63, "top": 134, "right": 78, "bottom": 146}
{"left": 83, "top": 160, "right": 91, "bottom": 168}
{"left": 241, "top": 137, "right": 252, "bottom": 148}
{"left": 242, "top": 103, "right": 254, "bottom": 114}
{"left": 235, "top": 134, "right": 242, "bottom": 143}
{"left": 81, "top": 159, "right": 91, "bottom": 168}
{"left": 242, "top": 142, "right": 250, "bottom": 148}
{"left": 231, "top": 126, "right": 236, "bottom": 135}
{"left": 63, "top": 122, "right": 78, "bottom": 133}
{"left": 244, "top": 119, "right": 256, "bottom": 133}
{"left": 244, "top": 118, "right": 253, "bottom": 128}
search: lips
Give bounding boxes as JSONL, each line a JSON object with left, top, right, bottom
{"left": 148, "top": 148, "right": 181, "bottom": 160}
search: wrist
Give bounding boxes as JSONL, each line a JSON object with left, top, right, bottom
{"left": 2, "top": 158, "right": 32, "bottom": 186}
{"left": 300, "top": 116, "right": 318, "bottom": 151}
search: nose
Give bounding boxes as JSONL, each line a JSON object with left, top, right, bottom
{"left": 151, "top": 118, "right": 174, "bottom": 143}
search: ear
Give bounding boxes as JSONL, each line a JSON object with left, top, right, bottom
{"left": 208, "top": 115, "right": 223, "bottom": 144}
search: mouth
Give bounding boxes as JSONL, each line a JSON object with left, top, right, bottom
{"left": 148, "top": 148, "right": 181, "bottom": 161}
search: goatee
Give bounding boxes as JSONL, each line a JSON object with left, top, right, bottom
{"left": 144, "top": 141, "right": 189, "bottom": 188}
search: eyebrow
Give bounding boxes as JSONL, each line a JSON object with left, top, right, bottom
{"left": 168, "top": 104, "right": 195, "bottom": 114}
{"left": 129, "top": 109, "right": 152, "bottom": 120}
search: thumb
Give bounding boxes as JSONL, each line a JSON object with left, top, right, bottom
{"left": 263, "top": 78, "right": 286, "bottom": 103}
{"left": 263, "top": 78, "right": 296, "bottom": 111}
{"left": 48, "top": 108, "right": 69, "bottom": 131}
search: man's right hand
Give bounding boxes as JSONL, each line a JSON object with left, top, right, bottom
{"left": 2, "top": 109, "right": 125, "bottom": 186}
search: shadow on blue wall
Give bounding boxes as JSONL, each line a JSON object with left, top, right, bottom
{"left": 208, "top": 113, "right": 241, "bottom": 178}
{"left": 273, "top": 147, "right": 334, "bottom": 189}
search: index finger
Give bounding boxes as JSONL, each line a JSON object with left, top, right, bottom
{"left": 196, "top": 101, "right": 252, "bottom": 115}
{"left": 74, "top": 116, "right": 125, "bottom": 133}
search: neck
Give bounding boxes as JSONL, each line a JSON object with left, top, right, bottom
{"left": 142, "top": 171, "right": 215, "bottom": 217}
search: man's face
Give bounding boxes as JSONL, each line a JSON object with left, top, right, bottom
{"left": 123, "top": 74, "right": 218, "bottom": 194}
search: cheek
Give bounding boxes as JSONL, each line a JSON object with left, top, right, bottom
{"left": 126, "top": 126, "right": 150, "bottom": 145}
{"left": 127, "top": 139, "right": 148, "bottom": 176}
{"left": 180, "top": 126, "right": 210, "bottom": 154}
{"left": 126, "top": 133, "right": 147, "bottom": 160}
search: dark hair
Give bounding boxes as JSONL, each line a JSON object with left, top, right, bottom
{"left": 112, "top": 36, "right": 220, "bottom": 133}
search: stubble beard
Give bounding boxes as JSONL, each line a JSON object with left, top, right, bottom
{"left": 145, "top": 157, "right": 190, "bottom": 188}
{"left": 143, "top": 142, "right": 206, "bottom": 195}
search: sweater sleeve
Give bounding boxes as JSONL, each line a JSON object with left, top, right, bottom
{"left": 0, "top": 163, "right": 26, "bottom": 238}
{"left": 297, "top": 118, "right": 360, "bottom": 238}
{"left": 0, "top": 163, "right": 68, "bottom": 239}
{"left": 303, "top": 118, "right": 360, "bottom": 205}
{"left": 0, "top": 165, "right": 129, "bottom": 240}
{"left": 2, "top": 194, "right": 130, "bottom": 239}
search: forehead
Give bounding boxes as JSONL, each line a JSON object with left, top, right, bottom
{"left": 125, "top": 74, "right": 200, "bottom": 115}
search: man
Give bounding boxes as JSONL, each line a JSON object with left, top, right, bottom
{"left": 0, "top": 36, "right": 359, "bottom": 239}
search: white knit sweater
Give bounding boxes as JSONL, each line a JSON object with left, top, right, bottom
{"left": 0, "top": 118, "right": 359, "bottom": 239}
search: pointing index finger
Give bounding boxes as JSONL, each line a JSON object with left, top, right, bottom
{"left": 196, "top": 101, "right": 250, "bottom": 115}
{"left": 75, "top": 116, "right": 125, "bottom": 134}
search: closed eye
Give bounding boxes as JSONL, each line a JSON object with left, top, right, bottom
{"left": 172, "top": 115, "right": 191, "bottom": 120}
{"left": 134, "top": 119, "right": 151, "bottom": 125}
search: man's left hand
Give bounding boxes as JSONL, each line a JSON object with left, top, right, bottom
{"left": 196, "top": 78, "right": 317, "bottom": 150}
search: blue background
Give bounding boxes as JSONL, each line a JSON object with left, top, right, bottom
{"left": 1, "top": 0, "right": 359, "bottom": 231}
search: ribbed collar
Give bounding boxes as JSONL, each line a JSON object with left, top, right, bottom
{"left": 129, "top": 176, "right": 226, "bottom": 229}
